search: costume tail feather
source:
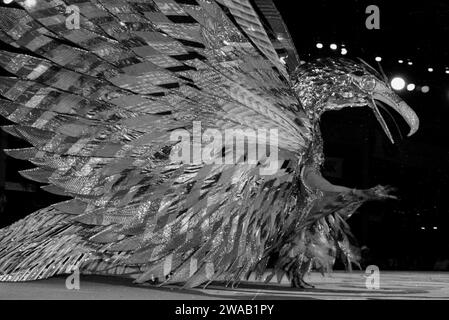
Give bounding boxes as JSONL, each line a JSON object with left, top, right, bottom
{"left": 0, "top": 205, "right": 98, "bottom": 281}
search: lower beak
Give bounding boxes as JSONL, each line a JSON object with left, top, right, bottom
{"left": 371, "top": 83, "right": 420, "bottom": 143}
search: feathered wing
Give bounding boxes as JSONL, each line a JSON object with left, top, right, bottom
{"left": 0, "top": 0, "right": 314, "bottom": 285}
{"left": 250, "top": 0, "right": 301, "bottom": 72}
{"left": 260, "top": 187, "right": 371, "bottom": 286}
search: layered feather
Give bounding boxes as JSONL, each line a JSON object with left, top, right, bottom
{"left": 0, "top": 0, "right": 315, "bottom": 285}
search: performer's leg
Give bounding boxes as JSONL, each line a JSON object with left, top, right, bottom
{"left": 290, "top": 259, "right": 315, "bottom": 289}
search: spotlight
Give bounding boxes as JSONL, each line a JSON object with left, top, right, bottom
{"left": 391, "top": 77, "right": 406, "bottom": 91}
{"left": 433, "top": 227, "right": 438, "bottom": 230}
{"left": 330, "top": 44, "right": 337, "bottom": 50}
{"left": 375, "top": 57, "right": 382, "bottom": 62}
{"left": 316, "top": 43, "right": 323, "bottom": 49}
{"left": 445, "top": 70, "right": 449, "bottom": 74}
{"left": 408, "top": 61, "right": 413, "bottom": 66}
{"left": 341, "top": 48, "right": 348, "bottom": 55}
{"left": 428, "top": 68, "right": 434, "bottom": 72}
{"left": 421, "top": 86, "right": 430, "bottom": 93}
{"left": 398, "top": 60, "right": 404, "bottom": 64}
{"left": 3, "top": 0, "right": 13, "bottom": 3}
{"left": 407, "top": 84, "right": 416, "bottom": 91}
{"left": 421, "top": 227, "right": 426, "bottom": 230}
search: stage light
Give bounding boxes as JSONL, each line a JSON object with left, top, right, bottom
{"left": 408, "top": 61, "right": 413, "bottom": 66}
{"left": 428, "top": 68, "right": 434, "bottom": 72}
{"left": 421, "top": 227, "right": 426, "bottom": 230}
{"left": 391, "top": 77, "right": 406, "bottom": 91}
{"left": 3, "top": 0, "right": 13, "bottom": 3}
{"left": 330, "top": 44, "right": 337, "bottom": 50}
{"left": 407, "top": 83, "right": 416, "bottom": 91}
{"left": 375, "top": 57, "right": 382, "bottom": 62}
{"left": 398, "top": 60, "right": 404, "bottom": 64}
{"left": 445, "top": 70, "right": 449, "bottom": 74}
{"left": 316, "top": 43, "right": 323, "bottom": 49}
{"left": 341, "top": 48, "right": 348, "bottom": 55}
{"left": 433, "top": 227, "right": 438, "bottom": 230}
{"left": 421, "top": 86, "right": 430, "bottom": 93}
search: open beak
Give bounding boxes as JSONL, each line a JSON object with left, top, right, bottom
{"left": 370, "top": 82, "right": 420, "bottom": 144}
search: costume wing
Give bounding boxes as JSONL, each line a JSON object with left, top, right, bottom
{"left": 251, "top": 0, "right": 301, "bottom": 72}
{"left": 0, "top": 0, "right": 311, "bottom": 285}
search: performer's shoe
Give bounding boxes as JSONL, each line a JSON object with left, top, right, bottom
{"left": 291, "top": 274, "right": 315, "bottom": 289}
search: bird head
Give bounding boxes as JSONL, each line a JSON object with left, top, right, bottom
{"left": 293, "top": 58, "right": 419, "bottom": 143}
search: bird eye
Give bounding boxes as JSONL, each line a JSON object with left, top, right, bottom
{"left": 360, "top": 76, "right": 376, "bottom": 91}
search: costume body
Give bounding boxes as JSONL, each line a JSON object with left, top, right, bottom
{"left": 0, "top": 0, "right": 418, "bottom": 288}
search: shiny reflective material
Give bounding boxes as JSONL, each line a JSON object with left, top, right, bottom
{"left": 0, "top": 0, "right": 419, "bottom": 288}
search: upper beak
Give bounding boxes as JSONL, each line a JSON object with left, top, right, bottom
{"left": 370, "top": 82, "right": 420, "bottom": 143}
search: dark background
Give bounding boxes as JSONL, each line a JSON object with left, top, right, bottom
{"left": 0, "top": 1, "right": 448, "bottom": 271}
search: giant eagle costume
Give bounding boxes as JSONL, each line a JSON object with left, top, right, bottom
{"left": 0, "top": 0, "right": 419, "bottom": 288}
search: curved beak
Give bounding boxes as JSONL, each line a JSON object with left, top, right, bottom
{"left": 370, "top": 82, "right": 420, "bottom": 143}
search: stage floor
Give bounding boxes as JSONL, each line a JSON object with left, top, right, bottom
{"left": 0, "top": 271, "right": 448, "bottom": 300}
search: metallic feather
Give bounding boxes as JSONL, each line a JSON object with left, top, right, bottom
{"left": 0, "top": 0, "right": 418, "bottom": 288}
